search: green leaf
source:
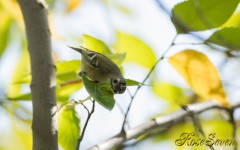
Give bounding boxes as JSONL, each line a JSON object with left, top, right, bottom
{"left": 107, "top": 53, "right": 126, "bottom": 66}
{"left": 58, "top": 108, "right": 80, "bottom": 150}
{"left": 115, "top": 31, "right": 156, "bottom": 68}
{"left": 57, "top": 83, "right": 83, "bottom": 102}
{"left": 126, "top": 78, "right": 145, "bottom": 86}
{"left": 0, "top": 14, "right": 11, "bottom": 57}
{"left": 8, "top": 93, "right": 32, "bottom": 101}
{"left": 8, "top": 60, "right": 83, "bottom": 102}
{"left": 171, "top": 0, "right": 239, "bottom": 33}
{"left": 56, "top": 60, "right": 80, "bottom": 83}
{"left": 82, "top": 34, "right": 111, "bottom": 54}
{"left": 7, "top": 83, "right": 83, "bottom": 102}
{"left": 152, "top": 82, "right": 185, "bottom": 104}
{"left": 56, "top": 60, "right": 80, "bottom": 74}
{"left": 56, "top": 60, "right": 83, "bottom": 102}
{"left": 12, "top": 73, "right": 31, "bottom": 84}
{"left": 206, "top": 27, "right": 240, "bottom": 50}
{"left": 81, "top": 74, "right": 115, "bottom": 110}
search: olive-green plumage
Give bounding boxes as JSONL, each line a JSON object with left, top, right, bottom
{"left": 69, "top": 46, "right": 126, "bottom": 94}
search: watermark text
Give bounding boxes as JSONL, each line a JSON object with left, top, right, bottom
{"left": 175, "top": 132, "right": 236, "bottom": 147}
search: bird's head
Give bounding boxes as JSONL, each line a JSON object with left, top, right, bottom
{"left": 111, "top": 77, "right": 126, "bottom": 94}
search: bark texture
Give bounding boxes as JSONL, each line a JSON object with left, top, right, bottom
{"left": 17, "top": 0, "right": 58, "bottom": 150}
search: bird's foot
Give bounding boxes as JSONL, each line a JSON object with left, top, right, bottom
{"left": 78, "top": 71, "right": 86, "bottom": 77}
{"left": 93, "top": 80, "right": 99, "bottom": 84}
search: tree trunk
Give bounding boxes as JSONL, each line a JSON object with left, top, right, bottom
{"left": 17, "top": 0, "right": 58, "bottom": 150}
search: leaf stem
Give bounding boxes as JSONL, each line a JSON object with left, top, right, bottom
{"left": 53, "top": 96, "right": 91, "bottom": 117}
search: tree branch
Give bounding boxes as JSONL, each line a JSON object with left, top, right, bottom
{"left": 17, "top": 0, "right": 58, "bottom": 150}
{"left": 88, "top": 101, "right": 239, "bottom": 150}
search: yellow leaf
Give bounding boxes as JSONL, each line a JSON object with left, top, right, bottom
{"left": 169, "top": 50, "right": 229, "bottom": 106}
{"left": 67, "top": 0, "right": 81, "bottom": 12}
{"left": 1, "top": 0, "right": 24, "bottom": 29}
{"left": 115, "top": 32, "right": 156, "bottom": 68}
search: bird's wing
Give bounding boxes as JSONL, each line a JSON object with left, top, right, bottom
{"left": 83, "top": 51, "right": 99, "bottom": 68}
{"left": 69, "top": 46, "right": 100, "bottom": 68}
{"left": 78, "top": 47, "right": 101, "bottom": 68}
{"left": 84, "top": 50, "right": 118, "bottom": 73}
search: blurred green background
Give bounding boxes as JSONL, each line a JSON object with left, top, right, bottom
{"left": 1, "top": 0, "right": 240, "bottom": 150}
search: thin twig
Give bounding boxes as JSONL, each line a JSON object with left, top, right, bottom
{"left": 52, "top": 96, "right": 91, "bottom": 117}
{"left": 81, "top": 103, "right": 90, "bottom": 113}
{"left": 59, "top": 79, "right": 82, "bottom": 87}
{"left": 233, "top": 103, "right": 240, "bottom": 110}
{"left": 120, "top": 88, "right": 133, "bottom": 132}
{"left": 121, "top": 34, "right": 178, "bottom": 132}
{"left": 172, "top": 40, "right": 230, "bottom": 54}
{"left": 182, "top": 106, "right": 215, "bottom": 150}
{"left": 182, "top": 95, "right": 214, "bottom": 150}
{"left": 76, "top": 100, "right": 95, "bottom": 150}
{"left": 116, "top": 102, "right": 130, "bottom": 129}
{"left": 116, "top": 102, "right": 125, "bottom": 115}
{"left": 228, "top": 108, "right": 238, "bottom": 150}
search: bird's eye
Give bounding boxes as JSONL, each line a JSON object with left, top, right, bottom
{"left": 113, "top": 90, "right": 118, "bottom": 93}
{"left": 113, "top": 79, "right": 118, "bottom": 84}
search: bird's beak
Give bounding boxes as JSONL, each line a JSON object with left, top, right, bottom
{"left": 120, "top": 85, "right": 126, "bottom": 89}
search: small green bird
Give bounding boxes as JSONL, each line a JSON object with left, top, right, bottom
{"left": 69, "top": 46, "right": 126, "bottom": 94}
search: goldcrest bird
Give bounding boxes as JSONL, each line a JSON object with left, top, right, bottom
{"left": 69, "top": 46, "right": 126, "bottom": 94}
